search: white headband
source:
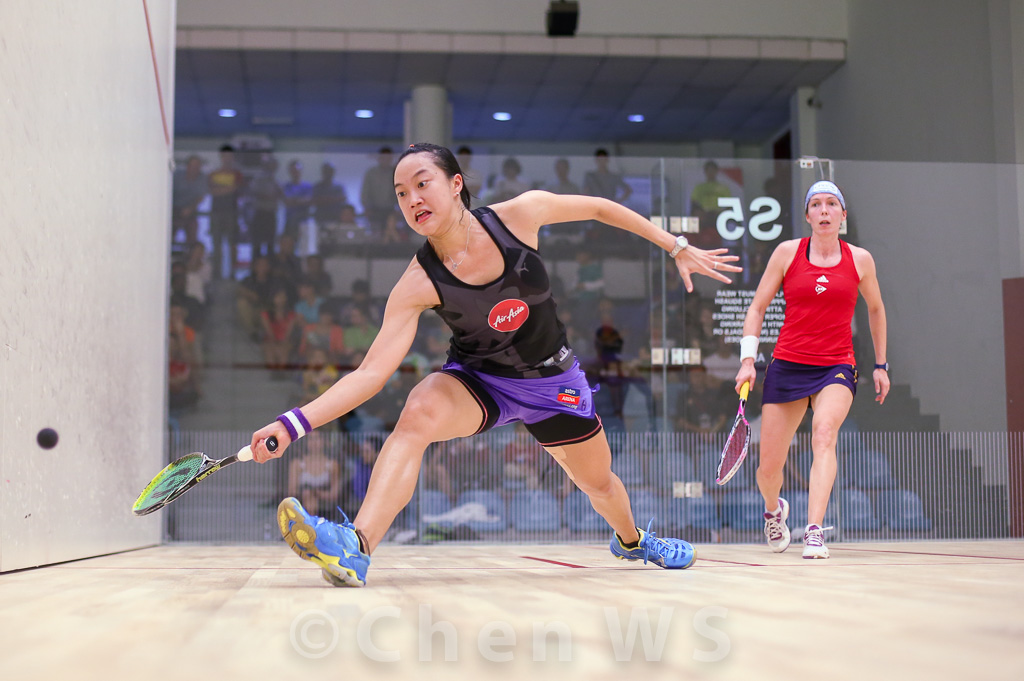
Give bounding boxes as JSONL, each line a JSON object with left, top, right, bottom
{"left": 804, "top": 180, "right": 846, "bottom": 211}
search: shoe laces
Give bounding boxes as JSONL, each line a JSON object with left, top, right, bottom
{"left": 763, "top": 508, "right": 785, "bottom": 542}
{"left": 638, "top": 519, "right": 679, "bottom": 565}
{"left": 805, "top": 525, "right": 833, "bottom": 547}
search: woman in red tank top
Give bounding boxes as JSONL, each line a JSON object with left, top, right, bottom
{"left": 734, "top": 181, "right": 890, "bottom": 559}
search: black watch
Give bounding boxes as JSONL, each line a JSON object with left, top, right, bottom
{"left": 874, "top": 362, "right": 889, "bottom": 371}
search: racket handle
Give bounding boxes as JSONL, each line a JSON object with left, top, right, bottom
{"left": 740, "top": 381, "right": 750, "bottom": 401}
{"left": 236, "top": 436, "right": 279, "bottom": 462}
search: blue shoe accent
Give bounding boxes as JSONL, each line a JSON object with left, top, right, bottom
{"left": 277, "top": 497, "right": 371, "bottom": 587}
{"left": 609, "top": 519, "right": 696, "bottom": 569}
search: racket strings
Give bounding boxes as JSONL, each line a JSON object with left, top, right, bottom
{"left": 135, "top": 455, "right": 204, "bottom": 509}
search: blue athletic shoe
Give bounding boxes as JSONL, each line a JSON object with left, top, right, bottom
{"left": 277, "top": 497, "right": 370, "bottom": 587}
{"left": 609, "top": 519, "right": 696, "bottom": 569}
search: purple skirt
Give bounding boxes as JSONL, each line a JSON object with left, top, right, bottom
{"left": 441, "top": 359, "right": 596, "bottom": 429}
{"left": 762, "top": 357, "right": 857, "bottom": 404}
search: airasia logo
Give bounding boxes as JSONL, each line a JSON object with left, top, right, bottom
{"left": 488, "top": 299, "right": 529, "bottom": 332}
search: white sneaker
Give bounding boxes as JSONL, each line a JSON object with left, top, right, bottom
{"left": 802, "top": 524, "right": 832, "bottom": 559}
{"left": 763, "top": 497, "right": 791, "bottom": 553}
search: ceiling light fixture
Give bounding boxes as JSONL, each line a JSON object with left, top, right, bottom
{"left": 628, "top": 114, "right": 645, "bottom": 123}
{"left": 493, "top": 112, "right": 512, "bottom": 121}
{"left": 355, "top": 109, "right": 374, "bottom": 119}
{"left": 218, "top": 108, "right": 237, "bottom": 118}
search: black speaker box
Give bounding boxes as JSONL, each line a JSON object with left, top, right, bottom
{"left": 546, "top": 1, "right": 579, "bottom": 37}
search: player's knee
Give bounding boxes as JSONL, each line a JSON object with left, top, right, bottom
{"left": 394, "top": 384, "right": 452, "bottom": 436}
{"left": 576, "top": 472, "right": 616, "bottom": 499}
{"left": 810, "top": 422, "right": 839, "bottom": 449}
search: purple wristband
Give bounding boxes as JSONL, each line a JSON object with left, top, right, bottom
{"left": 277, "top": 408, "right": 312, "bottom": 441}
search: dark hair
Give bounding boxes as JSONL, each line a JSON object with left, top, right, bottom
{"left": 219, "top": 144, "right": 235, "bottom": 153}
{"left": 501, "top": 157, "right": 522, "bottom": 176}
{"left": 399, "top": 143, "right": 472, "bottom": 210}
{"left": 594, "top": 148, "right": 610, "bottom": 157}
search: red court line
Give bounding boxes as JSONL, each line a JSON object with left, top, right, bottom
{"left": 142, "top": 0, "right": 170, "bottom": 147}
{"left": 520, "top": 556, "right": 588, "bottom": 568}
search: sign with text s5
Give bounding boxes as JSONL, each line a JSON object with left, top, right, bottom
{"left": 716, "top": 196, "right": 783, "bottom": 241}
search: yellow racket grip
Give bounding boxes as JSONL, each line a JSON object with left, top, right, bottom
{"left": 740, "top": 381, "right": 750, "bottom": 401}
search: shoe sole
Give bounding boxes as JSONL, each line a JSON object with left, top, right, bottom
{"left": 277, "top": 499, "right": 365, "bottom": 587}
{"left": 802, "top": 548, "right": 830, "bottom": 559}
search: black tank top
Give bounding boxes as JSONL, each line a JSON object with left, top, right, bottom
{"left": 416, "top": 207, "right": 572, "bottom": 378}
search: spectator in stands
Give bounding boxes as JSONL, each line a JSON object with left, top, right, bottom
{"left": 676, "top": 365, "right": 732, "bottom": 435}
{"left": 486, "top": 156, "right": 530, "bottom": 205}
{"left": 168, "top": 302, "right": 201, "bottom": 410}
{"left": 260, "top": 288, "right": 301, "bottom": 371}
{"left": 171, "top": 154, "right": 206, "bottom": 245}
{"left": 282, "top": 159, "right": 313, "bottom": 242}
{"left": 502, "top": 424, "right": 541, "bottom": 490}
{"left": 548, "top": 158, "right": 580, "bottom": 195}
{"left": 237, "top": 255, "right": 279, "bottom": 340}
{"left": 455, "top": 146, "right": 482, "bottom": 207}
{"left": 170, "top": 261, "right": 205, "bottom": 334}
{"left": 312, "top": 161, "right": 349, "bottom": 242}
{"left": 343, "top": 305, "right": 379, "bottom": 356}
{"left": 183, "top": 241, "right": 212, "bottom": 306}
{"left": 360, "top": 146, "right": 398, "bottom": 238}
{"left": 593, "top": 298, "right": 626, "bottom": 419}
{"left": 349, "top": 435, "right": 383, "bottom": 513}
{"left": 583, "top": 148, "right": 632, "bottom": 204}
{"left": 690, "top": 160, "right": 732, "bottom": 247}
{"left": 703, "top": 334, "right": 742, "bottom": 384}
{"left": 294, "top": 280, "right": 324, "bottom": 326}
{"left": 249, "top": 155, "right": 283, "bottom": 258}
{"left": 570, "top": 248, "right": 603, "bottom": 331}
{"left": 270, "top": 233, "right": 302, "bottom": 301}
{"left": 379, "top": 210, "right": 408, "bottom": 244}
{"left": 299, "top": 308, "right": 346, "bottom": 366}
{"left": 287, "top": 430, "right": 345, "bottom": 517}
{"left": 338, "top": 278, "right": 383, "bottom": 326}
{"left": 303, "top": 253, "right": 333, "bottom": 298}
{"left": 421, "top": 444, "right": 454, "bottom": 503}
{"left": 207, "top": 144, "right": 245, "bottom": 279}
{"left": 302, "top": 347, "right": 340, "bottom": 403}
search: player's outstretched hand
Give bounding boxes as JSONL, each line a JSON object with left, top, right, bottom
{"left": 251, "top": 423, "right": 290, "bottom": 463}
{"left": 674, "top": 246, "right": 741, "bottom": 292}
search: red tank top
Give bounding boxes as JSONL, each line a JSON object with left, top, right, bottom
{"left": 773, "top": 238, "right": 859, "bottom": 366}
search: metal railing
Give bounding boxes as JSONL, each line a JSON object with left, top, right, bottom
{"left": 160, "top": 429, "right": 1022, "bottom": 544}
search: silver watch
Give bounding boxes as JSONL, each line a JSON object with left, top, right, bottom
{"left": 668, "top": 235, "right": 689, "bottom": 257}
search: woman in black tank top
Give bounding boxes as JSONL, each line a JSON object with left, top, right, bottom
{"left": 250, "top": 144, "right": 741, "bottom": 587}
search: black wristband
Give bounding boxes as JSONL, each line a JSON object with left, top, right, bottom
{"left": 874, "top": 362, "right": 889, "bottom": 371}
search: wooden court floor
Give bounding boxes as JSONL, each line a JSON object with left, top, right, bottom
{"left": 2, "top": 540, "right": 1022, "bottom": 681}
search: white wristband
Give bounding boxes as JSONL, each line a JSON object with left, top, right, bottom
{"left": 739, "top": 335, "right": 759, "bottom": 362}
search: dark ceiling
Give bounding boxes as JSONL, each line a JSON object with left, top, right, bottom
{"left": 174, "top": 47, "right": 843, "bottom": 145}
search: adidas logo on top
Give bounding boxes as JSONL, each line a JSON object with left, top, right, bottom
{"left": 817, "top": 275, "right": 829, "bottom": 283}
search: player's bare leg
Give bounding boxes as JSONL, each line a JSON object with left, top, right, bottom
{"left": 546, "top": 434, "right": 696, "bottom": 569}
{"left": 354, "top": 373, "right": 483, "bottom": 552}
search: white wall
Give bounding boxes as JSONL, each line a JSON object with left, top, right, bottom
{"left": 176, "top": 0, "right": 847, "bottom": 40}
{"left": 838, "top": 161, "right": 1008, "bottom": 430}
{"left": 0, "top": 0, "right": 175, "bottom": 571}
{"left": 815, "top": 0, "right": 998, "bottom": 164}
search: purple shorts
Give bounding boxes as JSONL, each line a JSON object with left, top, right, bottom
{"left": 441, "top": 359, "right": 602, "bottom": 446}
{"left": 762, "top": 357, "right": 858, "bottom": 405}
